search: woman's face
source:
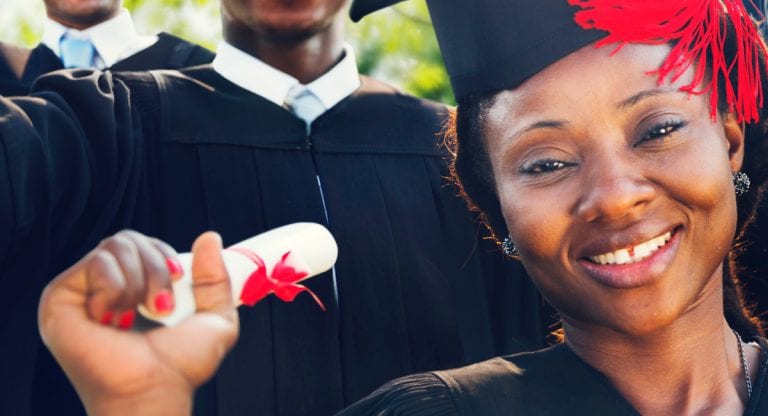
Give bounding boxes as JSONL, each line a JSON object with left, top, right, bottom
{"left": 484, "top": 43, "right": 745, "bottom": 336}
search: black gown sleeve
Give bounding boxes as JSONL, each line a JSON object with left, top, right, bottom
{"left": 2, "top": 69, "right": 146, "bottom": 272}
{"left": 0, "top": 69, "right": 145, "bottom": 415}
{"left": 335, "top": 373, "right": 460, "bottom": 416}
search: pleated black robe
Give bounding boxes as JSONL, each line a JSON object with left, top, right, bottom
{"left": 339, "top": 337, "right": 768, "bottom": 415}
{"left": 0, "top": 32, "right": 214, "bottom": 96}
{"left": 0, "top": 67, "right": 544, "bottom": 416}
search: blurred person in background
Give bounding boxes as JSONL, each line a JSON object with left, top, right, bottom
{"left": 0, "top": 0, "right": 213, "bottom": 96}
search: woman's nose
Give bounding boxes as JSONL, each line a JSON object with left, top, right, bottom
{"left": 574, "top": 154, "right": 656, "bottom": 223}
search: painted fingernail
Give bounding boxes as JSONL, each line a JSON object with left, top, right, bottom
{"left": 154, "top": 290, "right": 174, "bottom": 313}
{"left": 166, "top": 257, "right": 183, "bottom": 276}
{"left": 117, "top": 310, "right": 135, "bottom": 330}
{"left": 100, "top": 311, "right": 114, "bottom": 325}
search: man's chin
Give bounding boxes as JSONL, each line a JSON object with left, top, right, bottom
{"left": 260, "top": 23, "right": 326, "bottom": 44}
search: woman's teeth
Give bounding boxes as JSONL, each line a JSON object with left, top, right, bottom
{"left": 589, "top": 231, "right": 672, "bottom": 265}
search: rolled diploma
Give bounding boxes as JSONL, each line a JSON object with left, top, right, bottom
{"left": 139, "top": 222, "right": 338, "bottom": 326}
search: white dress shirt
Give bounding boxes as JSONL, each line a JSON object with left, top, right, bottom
{"left": 41, "top": 8, "right": 157, "bottom": 69}
{"left": 212, "top": 40, "right": 361, "bottom": 112}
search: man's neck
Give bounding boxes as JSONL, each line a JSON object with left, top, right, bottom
{"left": 223, "top": 19, "right": 346, "bottom": 85}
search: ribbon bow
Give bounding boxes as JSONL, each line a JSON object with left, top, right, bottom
{"left": 229, "top": 248, "right": 326, "bottom": 310}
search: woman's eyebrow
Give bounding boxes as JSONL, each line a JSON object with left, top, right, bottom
{"left": 617, "top": 87, "right": 678, "bottom": 110}
{"left": 508, "top": 119, "right": 569, "bottom": 142}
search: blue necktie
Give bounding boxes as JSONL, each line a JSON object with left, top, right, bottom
{"left": 285, "top": 86, "right": 325, "bottom": 133}
{"left": 59, "top": 34, "right": 96, "bottom": 68}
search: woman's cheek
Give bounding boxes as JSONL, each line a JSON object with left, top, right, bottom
{"left": 500, "top": 185, "right": 571, "bottom": 261}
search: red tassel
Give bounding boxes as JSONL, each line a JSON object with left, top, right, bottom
{"left": 568, "top": 0, "right": 767, "bottom": 123}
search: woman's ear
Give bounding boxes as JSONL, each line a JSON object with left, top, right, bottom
{"left": 722, "top": 112, "right": 746, "bottom": 172}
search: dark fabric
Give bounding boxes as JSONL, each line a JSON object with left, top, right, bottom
{"left": 0, "top": 67, "right": 544, "bottom": 416}
{"left": 749, "top": 337, "right": 768, "bottom": 415}
{"left": 340, "top": 337, "right": 768, "bottom": 416}
{"left": 0, "top": 32, "right": 214, "bottom": 96}
{"left": 740, "top": 205, "right": 768, "bottom": 320}
{"left": 350, "top": 0, "right": 605, "bottom": 100}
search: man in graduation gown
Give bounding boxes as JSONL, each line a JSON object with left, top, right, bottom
{"left": 0, "top": 0, "right": 213, "bottom": 96}
{"left": 0, "top": 0, "right": 544, "bottom": 415}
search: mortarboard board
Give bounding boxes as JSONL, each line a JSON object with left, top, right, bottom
{"left": 351, "top": 0, "right": 767, "bottom": 123}
{"left": 351, "top": 0, "right": 603, "bottom": 102}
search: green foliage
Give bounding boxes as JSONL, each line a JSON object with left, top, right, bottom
{"left": 348, "top": 1, "right": 453, "bottom": 104}
{"left": 0, "top": 0, "right": 451, "bottom": 103}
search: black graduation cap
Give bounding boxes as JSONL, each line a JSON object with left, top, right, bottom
{"left": 350, "top": 0, "right": 604, "bottom": 101}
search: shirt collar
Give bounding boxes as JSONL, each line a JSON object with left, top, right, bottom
{"left": 42, "top": 8, "right": 157, "bottom": 68}
{"left": 213, "top": 40, "right": 361, "bottom": 111}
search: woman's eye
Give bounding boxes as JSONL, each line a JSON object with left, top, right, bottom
{"left": 640, "top": 119, "right": 687, "bottom": 143}
{"left": 520, "top": 159, "right": 573, "bottom": 174}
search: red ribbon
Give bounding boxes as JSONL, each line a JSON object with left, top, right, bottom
{"left": 228, "top": 248, "right": 326, "bottom": 311}
{"left": 569, "top": 0, "right": 768, "bottom": 124}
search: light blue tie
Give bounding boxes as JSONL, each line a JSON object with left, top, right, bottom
{"left": 285, "top": 86, "right": 325, "bottom": 133}
{"left": 59, "top": 34, "right": 96, "bottom": 68}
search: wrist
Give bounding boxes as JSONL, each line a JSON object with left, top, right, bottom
{"left": 84, "top": 388, "right": 193, "bottom": 416}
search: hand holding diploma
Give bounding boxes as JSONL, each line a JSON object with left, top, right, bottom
{"left": 38, "top": 230, "right": 239, "bottom": 416}
{"left": 38, "top": 223, "right": 337, "bottom": 415}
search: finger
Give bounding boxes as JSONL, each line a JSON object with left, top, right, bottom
{"left": 97, "top": 233, "right": 145, "bottom": 312}
{"left": 151, "top": 231, "right": 238, "bottom": 386}
{"left": 39, "top": 247, "right": 128, "bottom": 348}
{"left": 83, "top": 250, "right": 131, "bottom": 324}
{"left": 190, "top": 232, "right": 234, "bottom": 317}
{"left": 119, "top": 230, "right": 176, "bottom": 315}
{"left": 148, "top": 237, "right": 184, "bottom": 282}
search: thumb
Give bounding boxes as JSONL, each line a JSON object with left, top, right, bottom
{"left": 190, "top": 232, "right": 234, "bottom": 315}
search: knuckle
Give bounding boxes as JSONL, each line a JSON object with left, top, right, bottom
{"left": 99, "top": 234, "right": 134, "bottom": 254}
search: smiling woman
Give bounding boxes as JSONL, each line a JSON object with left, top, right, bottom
{"left": 338, "top": 0, "right": 768, "bottom": 414}
{"left": 481, "top": 42, "right": 747, "bottom": 337}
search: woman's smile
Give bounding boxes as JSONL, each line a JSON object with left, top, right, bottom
{"left": 578, "top": 227, "right": 680, "bottom": 289}
{"left": 587, "top": 229, "right": 672, "bottom": 265}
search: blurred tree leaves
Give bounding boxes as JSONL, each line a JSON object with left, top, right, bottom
{"left": 348, "top": 1, "right": 453, "bottom": 104}
{"left": 0, "top": 0, "right": 452, "bottom": 103}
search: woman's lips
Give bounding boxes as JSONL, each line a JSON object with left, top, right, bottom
{"left": 588, "top": 231, "right": 673, "bottom": 265}
{"left": 578, "top": 228, "right": 681, "bottom": 289}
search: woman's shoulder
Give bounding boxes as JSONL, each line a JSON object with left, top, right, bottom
{"left": 334, "top": 354, "right": 530, "bottom": 416}
{"left": 434, "top": 343, "right": 628, "bottom": 414}
{"left": 335, "top": 372, "right": 459, "bottom": 416}
{"left": 338, "top": 344, "right": 640, "bottom": 415}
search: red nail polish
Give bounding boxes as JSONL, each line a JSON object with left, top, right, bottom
{"left": 154, "top": 290, "right": 174, "bottom": 313}
{"left": 166, "top": 257, "right": 183, "bottom": 276}
{"left": 117, "top": 310, "right": 135, "bottom": 330}
{"left": 100, "top": 311, "right": 114, "bottom": 325}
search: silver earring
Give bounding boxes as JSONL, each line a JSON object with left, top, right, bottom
{"left": 502, "top": 235, "right": 518, "bottom": 257}
{"left": 733, "top": 171, "right": 751, "bottom": 196}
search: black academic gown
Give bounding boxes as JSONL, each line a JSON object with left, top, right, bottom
{"left": 339, "top": 337, "right": 768, "bottom": 415}
{"left": 0, "top": 67, "right": 544, "bottom": 415}
{"left": 0, "top": 32, "right": 214, "bottom": 95}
